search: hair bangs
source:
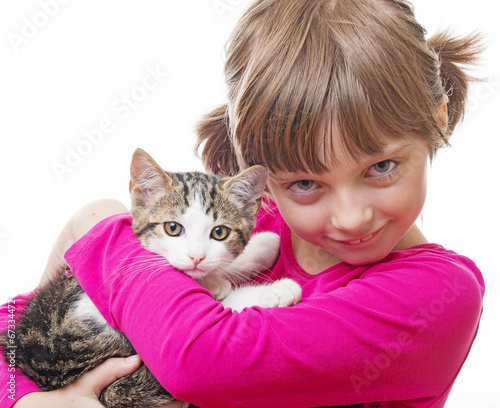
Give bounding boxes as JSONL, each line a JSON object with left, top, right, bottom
{"left": 232, "top": 1, "right": 336, "bottom": 175}
{"left": 232, "top": 0, "right": 412, "bottom": 175}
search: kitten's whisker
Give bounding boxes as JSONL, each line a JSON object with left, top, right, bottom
{"left": 217, "top": 261, "right": 276, "bottom": 287}
{"left": 99, "top": 255, "right": 171, "bottom": 289}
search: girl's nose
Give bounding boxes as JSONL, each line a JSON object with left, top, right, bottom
{"left": 329, "top": 189, "right": 373, "bottom": 234}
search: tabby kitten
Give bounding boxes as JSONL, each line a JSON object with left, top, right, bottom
{"left": 0, "top": 148, "right": 301, "bottom": 408}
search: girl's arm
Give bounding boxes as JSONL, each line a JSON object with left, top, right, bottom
{"left": 65, "top": 211, "right": 484, "bottom": 407}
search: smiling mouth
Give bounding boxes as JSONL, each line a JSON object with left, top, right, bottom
{"left": 345, "top": 234, "right": 374, "bottom": 245}
{"left": 334, "top": 227, "right": 383, "bottom": 246}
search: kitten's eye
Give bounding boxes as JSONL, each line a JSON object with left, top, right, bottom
{"left": 211, "top": 226, "right": 230, "bottom": 241}
{"left": 164, "top": 222, "right": 184, "bottom": 237}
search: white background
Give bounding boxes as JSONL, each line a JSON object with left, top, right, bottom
{"left": 0, "top": 1, "right": 498, "bottom": 407}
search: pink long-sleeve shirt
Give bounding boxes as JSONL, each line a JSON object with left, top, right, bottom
{"left": 0, "top": 203, "right": 484, "bottom": 407}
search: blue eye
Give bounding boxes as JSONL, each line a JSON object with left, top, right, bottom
{"left": 368, "top": 160, "right": 398, "bottom": 177}
{"left": 365, "top": 160, "right": 400, "bottom": 182}
{"left": 288, "top": 180, "right": 318, "bottom": 193}
{"left": 372, "top": 160, "right": 395, "bottom": 174}
{"left": 284, "top": 179, "right": 321, "bottom": 201}
{"left": 295, "top": 180, "right": 315, "bottom": 191}
{"left": 164, "top": 222, "right": 184, "bottom": 236}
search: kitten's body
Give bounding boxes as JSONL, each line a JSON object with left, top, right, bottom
{"left": 7, "top": 274, "right": 168, "bottom": 407}
{"left": 0, "top": 149, "right": 302, "bottom": 408}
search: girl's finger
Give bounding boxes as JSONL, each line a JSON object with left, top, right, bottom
{"left": 72, "top": 355, "right": 142, "bottom": 397}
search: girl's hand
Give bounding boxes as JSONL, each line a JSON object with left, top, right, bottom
{"left": 13, "top": 355, "right": 189, "bottom": 408}
{"left": 40, "top": 199, "right": 128, "bottom": 287}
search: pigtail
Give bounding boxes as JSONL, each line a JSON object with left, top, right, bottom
{"left": 195, "top": 104, "right": 240, "bottom": 176}
{"left": 427, "top": 31, "right": 483, "bottom": 133}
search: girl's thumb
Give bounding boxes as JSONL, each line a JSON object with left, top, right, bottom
{"left": 76, "top": 355, "right": 142, "bottom": 396}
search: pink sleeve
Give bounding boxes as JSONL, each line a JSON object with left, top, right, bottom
{"left": 0, "top": 293, "right": 42, "bottom": 408}
{"left": 65, "top": 214, "right": 484, "bottom": 408}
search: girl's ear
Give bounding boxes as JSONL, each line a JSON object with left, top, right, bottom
{"left": 436, "top": 94, "right": 449, "bottom": 131}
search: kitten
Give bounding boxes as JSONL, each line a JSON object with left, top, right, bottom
{"left": 0, "top": 148, "right": 301, "bottom": 408}
{"left": 129, "top": 148, "right": 301, "bottom": 311}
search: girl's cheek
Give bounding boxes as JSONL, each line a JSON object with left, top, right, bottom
{"left": 298, "top": 210, "right": 328, "bottom": 239}
{"left": 389, "top": 181, "right": 426, "bottom": 221}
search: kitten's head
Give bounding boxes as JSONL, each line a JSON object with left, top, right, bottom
{"left": 129, "top": 148, "right": 267, "bottom": 280}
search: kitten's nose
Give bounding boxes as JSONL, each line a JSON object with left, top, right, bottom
{"left": 189, "top": 256, "right": 206, "bottom": 267}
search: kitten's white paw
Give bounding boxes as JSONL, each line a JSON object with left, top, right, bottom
{"left": 226, "top": 232, "right": 281, "bottom": 286}
{"left": 250, "top": 232, "right": 281, "bottom": 269}
{"left": 215, "top": 279, "right": 232, "bottom": 300}
{"left": 257, "top": 278, "right": 302, "bottom": 308}
{"left": 199, "top": 275, "right": 232, "bottom": 300}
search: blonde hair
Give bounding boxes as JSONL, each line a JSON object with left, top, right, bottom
{"left": 196, "top": 0, "right": 482, "bottom": 176}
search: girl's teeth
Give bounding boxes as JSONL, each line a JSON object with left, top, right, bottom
{"left": 361, "top": 234, "right": 373, "bottom": 242}
{"left": 348, "top": 234, "right": 373, "bottom": 245}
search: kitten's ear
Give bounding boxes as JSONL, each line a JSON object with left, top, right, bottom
{"left": 224, "top": 165, "right": 267, "bottom": 214}
{"left": 130, "top": 148, "right": 173, "bottom": 205}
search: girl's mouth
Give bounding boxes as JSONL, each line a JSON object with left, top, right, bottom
{"left": 331, "top": 226, "right": 384, "bottom": 247}
{"left": 346, "top": 233, "right": 374, "bottom": 246}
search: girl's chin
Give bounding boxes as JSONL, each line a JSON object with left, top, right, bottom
{"left": 329, "top": 245, "right": 394, "bottom": 266}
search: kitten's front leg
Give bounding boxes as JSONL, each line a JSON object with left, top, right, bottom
{"left": 198, "top": 275, "right": 232, "bottom": 301}
{"left": 227, "top": 232, "right": 280, "bottom": 284}
{"left": 221, "top": 279, "right": 302, "bottom": 312}
{"left": 257, "top": 278, "right": 302, "bottom": 308}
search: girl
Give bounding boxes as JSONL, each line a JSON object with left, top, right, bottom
{"left": 1, "top": 0, "right": 485, "bottom": 406}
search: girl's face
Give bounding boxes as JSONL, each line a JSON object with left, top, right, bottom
{"left": 267, "top": 134, "right": 430, "bottom": 268}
